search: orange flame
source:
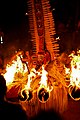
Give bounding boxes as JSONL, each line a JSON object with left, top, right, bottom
{"left": 3, "top": 55, "right": 28, "bottom": 85}
{"left": 25, "top": 68, "right": 37, "bottom": 89}
{"left": 39, "top": 65, "right": 48, "bottom": 88}
{"left": 39, "top": 65, "right": 53, "bottom": 92}
{"left": 70, "top": 51, "right": 80, "bottom": 88}
{"left": 65, "top": 50, "right": 80, "bottom": 88}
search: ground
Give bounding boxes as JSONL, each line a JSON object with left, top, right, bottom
{"left": 62, "top": 97, "right": 80, "bottom": 120}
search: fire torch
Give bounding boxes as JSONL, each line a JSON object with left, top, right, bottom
{"left": 18, "top": 89, "right": 33, "bottom": 101}
{"left": 37, "top": 87, "right": 50, "bottom": 103}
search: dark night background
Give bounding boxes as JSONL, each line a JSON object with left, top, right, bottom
{"left": 0, "top": 0, "right": 80, "bottom": 55}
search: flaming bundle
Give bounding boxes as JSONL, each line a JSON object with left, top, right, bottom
{"left": 18, "top": 67, "right": 38, "bottom": 101}
{"left": 1, "top": 52, "right": 28, "bottom": 100}
{"left": 65, "top": 50, "right": 80, "bottom": 100}
{"left": 4, "top": 54, "right": 28, "bottom": 85}
{"left": 37, "top": 65, "right": 53, "bottom": 103}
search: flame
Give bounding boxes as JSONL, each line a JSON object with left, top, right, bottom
{"left": 37, "top": 65, "right": 51, "bottom": 103}
{"left": 19, "top": 68, "right": 40, "bottom": 101}
{"left": 3, "top": 55, "right": 28, "bottom": 85}
{"left": 38, "top": 65, "right": 53, "bottom": 92}
{"left": 64, "top": 65, "right": 70, "bottom": 81}
{"left": 25, "top": 68, "right": 37, "bottom": 89}
{"left": 63, "top": 50, "right": 80, "bottom": 100}
{"left": 39, "top": 65, "right": 48, "bottom": 88}
{"left": 70, "top": 51, "right": 80, "bottom": 88}
{"left": 2, "top": 51, "right": 52, "bottom": 102}
{"left": 65, "top": 50, "right": 80, "bottom": 88}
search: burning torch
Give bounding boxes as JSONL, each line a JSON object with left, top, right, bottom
{"left": 18, "top": 68, "right": 38, "bottom": 101}
{"left": 37, "top": 65, "right": 52, "bottom": 103}
{"left": 68, "top": 50, "right": 80, "bottom": 101}
{"left": 37, "top": 87, "right": 50, "bottom": 103}
{"left": 18, "top": 88, "right": 33, "bottom": 101}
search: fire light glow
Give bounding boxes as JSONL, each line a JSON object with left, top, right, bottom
{"left": 65, "top": 50, "right": 80, "bottom": 100}
{"left": 37, "top": 65, "right": 53, "bottom": 103}
{"left": 39, "top": 65, "right": 48, "bottom": 87}
{"left": 3, "top": 55, "right": 28, "bottom": 85}
{"left": 2, "top": 52, "right": 53, "bottom": 102}
{"left": 69, "top": 50, "right": 80, "bottom": 88}
{"left": 19, "top": 68, "right": 38, "bottom": 101}
{"left": 19, "top": 64, "right": 52, "bottom": 102}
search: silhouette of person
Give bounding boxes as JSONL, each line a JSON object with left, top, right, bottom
{"left": 0, "top": 74, "right": 28, "bottom": 120}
